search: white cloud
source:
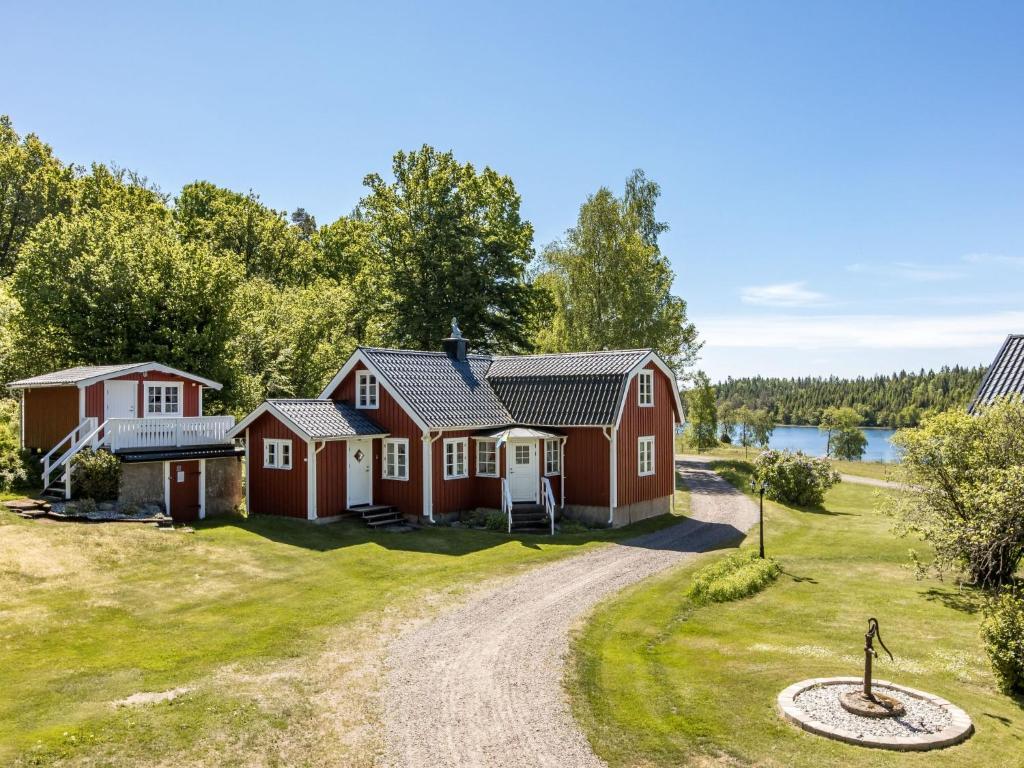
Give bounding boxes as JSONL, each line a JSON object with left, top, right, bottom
{"left": 740, "top": 281, "right": 828, "bottom": 308}
{"left": 698, "top": 310, "right": 1024, "bottom": 351}
{"left": 963, "top": 253, "right": 1024, "bottom": 268}
{"left": 846, "top": 261, "right": 963, "bottom": 282}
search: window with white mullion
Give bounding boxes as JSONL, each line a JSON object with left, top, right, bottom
{"left": 638, "top": 435, "right": 655, "bottom": 476}
{"left": 356, "top": 371, "right": 378, "bottom": 409}
{"left": 264, "top": 438, "right": 292, "bottom": 470}
{"left": 544, "top": 438, "right": 561, "bottom": 476}
{"left": 476, "top": 440, "right": 498, "bottom": 477}
{"left": 145, "top": 383, "right": 182, "bottom": 417}
{"left": 638, "top": 370, "right": 654, "bottom": 407}
{"left": 444, "top": 438, "right": 468, "bottom": 479}
{"left": 383, "top": 438, "right": 409, "bottom": 480}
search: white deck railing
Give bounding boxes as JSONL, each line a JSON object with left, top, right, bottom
{"left": 105, "top": 416, "right": 235, "bottom": 452}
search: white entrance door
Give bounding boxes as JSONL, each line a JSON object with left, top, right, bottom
{"left": 507, "top": 440, "right": 538, "bottom": 503}
{"left": 347, "top": 439, "right": 373, "bottom": 507}
{"left": 105, "top": 380, "right": 137, "bottom": 420}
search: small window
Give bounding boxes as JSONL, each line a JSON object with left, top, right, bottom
{"left": 383, "top": 438, "right": 408, "bottom": 480}
{"left": 544, "top": 438, "right": 561, "bottom": 476}
{"left": 356, "top": 371, "right": 378, "bottom": 409}
{"left": 477, "top": 439, "right": 498, "bottom": 477}
{"left": 444, "top": 438, "right": 468, "bottom": 479}
{"left": 514, "top": 444, "right": 531, "bottom": 465}
{"left": 638, "top": 435, "right": 655, "bottom": 476}
{"left": 264, "top": 438, "right": 292, "bottom": 470}
{"left": 638, "top": 370, "right": 654, "bottom": 407}
{"left": 145, "top": 383, "right": 182, "bottom": 416}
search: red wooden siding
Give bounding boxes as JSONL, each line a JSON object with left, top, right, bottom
{"left": 472, "top": 440, "right": 504, "bottom": 509}
{"left": 432, "top": 430, "right": 478, "bottom": 515}
{"left": 616, "top": 363, "right": 676, "bottom": 506}
{"left": 332, "top": 362, "right": 425, "bottom": 518}
{"left": 316, "top": 441, "right": 347, "bottom": 518}
{"left": 247, "top": 412, "right": 308, "bottom": 518}
{"left": 562, "top": 427, "right": 610, "bottom": 507}
{"left": 84, "top": 372, "right": 204, "bottom": 422}
{"left": 22, "top": 386, "right": 79, "bottom": 451}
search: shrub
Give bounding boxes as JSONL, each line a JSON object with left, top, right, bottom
{"left": 0, "top": 398, "right": 28, "bottom": 492}
{"left": 484, "top": 510, "right": 508, "bottom": 531}
{"left": 71, "top": 448, "right": 121, "bottom": 501}
{"left": 754, "top": 449, "right": 840, "bottom": 506}
{"left": 981, "top": 590, "right": 1024, "bottom": 694}
{"left": 688, "top": 549, "right": 781, "bottom": 603}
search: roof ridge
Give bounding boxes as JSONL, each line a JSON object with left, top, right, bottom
{"left": 360, "top": 346, "right": 493, "bottom": 359}
{"left": 491, "top": 348, "right": 652, "bottom": 361}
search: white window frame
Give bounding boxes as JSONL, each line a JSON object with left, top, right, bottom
{"left": 444, "top": 437, "right": 468, "bottom": 480}
{"left": 356, "top": 371, "right": 379, "bottom": 409}
{"left": 144, "top": 382, "right": 183, "bottom": 417}
{"left": 476, "top": 439, "right": 498, "bottom": 477}
{"left": 544, "top": 438, "right": 561, "bottom": 476}
{"left": 382, "top": 438, "right": 409, "bottom": 481}
{"left": 638, "top": 435, "right": 655, "bottom": 476}
{"left": 637, "top": 370, "right": 654, "bottom": 407}
{"left": 264, "top": 438, "right": 293, "bottom": 470}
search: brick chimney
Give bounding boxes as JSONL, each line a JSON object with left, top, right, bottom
{"left": 442, "top": 317, "right": 468, "bottom": 362}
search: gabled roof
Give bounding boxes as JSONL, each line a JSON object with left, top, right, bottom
{"left": 970, "top": 334, "right": 1024, "bottom": 412}
{"left": 7, "top": 362, "right": 223, "bottom": 390}
{"left": 488, "top": 350, "right": 654, "bottom": 426}
{"left": 226, "top": 399, "right": 388, "bottom": 442}
{"left": 357, "top": 348, "right": 514, "bottom": 429}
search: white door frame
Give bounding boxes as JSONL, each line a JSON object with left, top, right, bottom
{"left": 347, "top": 438, "right": 374, "bottom": 507}
{"left": 507, "top": 439, "right": 539, "bottom": 503}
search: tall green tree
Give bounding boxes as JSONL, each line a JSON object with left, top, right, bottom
{"left": 819, "top": 406, "right": 865, "bottom": 458}
{"left": 0, "top": 115, "right": 77, "bottom": 276}
{"left": 533, "top": 170, "right": 699, "bottom": 370}
{"left": 174, "top": 181, "right": 315, "bottom": 285}
{"left": 10, "top": 204, "right": 242, "bottom": 403}
{"left": 356, "top": 146, "right": 537, "bottom": 352}
{"left": 684, "top": 371, "right": 718, "bottom": 452}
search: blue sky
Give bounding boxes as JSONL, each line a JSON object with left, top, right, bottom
{"left": 5, "top": 1, "right": 1023, "bottom": 380}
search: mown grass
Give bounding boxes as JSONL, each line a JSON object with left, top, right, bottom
{"left": 0, "top": 488, "right": 690, "bottom": 767}
{"left": 569, "top": 464, "right": 1024, "bottom": 768}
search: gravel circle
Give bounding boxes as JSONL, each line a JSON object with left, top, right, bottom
{"left": 794, "top": 683, "right": 952, "bottom": 738}
{"left": 380, "top": 461, "right": 758, "bottom": 768}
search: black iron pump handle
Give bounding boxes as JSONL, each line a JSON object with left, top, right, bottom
{"left": 866, "top": 617, "right": 894, "bottom": 661}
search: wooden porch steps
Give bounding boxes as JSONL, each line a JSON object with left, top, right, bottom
{"left": 348, "top": 504, "right": 404, "bottom": 528}
{"left": 510, "top": 503, "right": 551, "bottom": 533}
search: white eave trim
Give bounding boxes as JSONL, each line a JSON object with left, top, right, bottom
{"left": 7, "top": 362, "right": 223, "bottom": 391}
{"left": 613, "top": 351, "right": 684, "bottom": 428}
{"left": 318, "top": 349, "right": 431, "bottom": 432}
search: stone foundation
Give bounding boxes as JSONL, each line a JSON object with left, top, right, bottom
{"left": 204, "top": 457, "right": 242, "bottom": 516}
{"left": 564, "top": 495, "right": 672, "bottom": 528}
{"left": 119, "top": 462, "right": 165, "bottom": 508}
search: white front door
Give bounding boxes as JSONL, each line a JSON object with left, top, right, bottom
{"left": 507, "top": 440, "right": 538, "bottom": 503}
{"left": 105, "top": 380, "right": 137, "bottom": 419}
{"left": 347, "top": 439, "right": 373, "bottom": 507}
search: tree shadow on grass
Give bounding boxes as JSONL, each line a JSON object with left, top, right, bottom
{"left": 780, "top": 567, "right": 819, "bottom": 585}
{"left": 920, "top": 586, "right": 986, "bottom": 615}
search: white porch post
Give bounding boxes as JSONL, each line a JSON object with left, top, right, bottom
{"left": 560, "top": 437, "right": 566, "bottom": 509}
{"left": 163, "top": 460, "right": 171, "bottom": 516}
{"left": 609, "top": 427, "right": 618, "bottom": 526}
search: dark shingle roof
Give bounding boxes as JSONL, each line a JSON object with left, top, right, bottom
{"left": 487, "top": 350, "right": 652, "bottom": 426}
{"left": 8, "top": 363, "right": 146, "bottom": 387}
{"left": 970, "top": 335, "right": 1024, "bottom": 412}
{"left": 360, "top": 349, "right": 513, "bottom": 429}
{"left": 269, "top": 399, "right": 386, "bottom": 439}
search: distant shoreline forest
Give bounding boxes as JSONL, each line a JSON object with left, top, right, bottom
{"left": 714, "top": 366, "right": 986, "bottom": 428}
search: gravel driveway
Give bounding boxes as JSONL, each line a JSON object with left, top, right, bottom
{"left": 381, "top": 461, "right": 758, "bottom": 768}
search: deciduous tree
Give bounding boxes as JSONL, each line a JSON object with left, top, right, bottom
{"left": 684, "top": 371, "right": 718, "bottom": 452}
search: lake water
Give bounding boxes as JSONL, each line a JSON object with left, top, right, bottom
{"left": 764, "top": 425, "right": 899, "bottom": 463}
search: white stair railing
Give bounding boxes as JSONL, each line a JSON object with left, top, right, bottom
{"left": 542, "top": 477, "right": 557, "bottom": 536}
{"left": 50, "top": 419, "right": 106, "bottom": 499}
{"left": 501, "top": 478, "right": 513, "bottom": 533}
{"left": 42, "top": 417, "right": 99, "bottom": 489}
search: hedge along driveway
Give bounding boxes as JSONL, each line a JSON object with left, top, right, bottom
{"left": 568, "top": 479, "right": 1024, "bottom": 768}
{"left": 0, "top": 501, "right": 686, "bottom": 766}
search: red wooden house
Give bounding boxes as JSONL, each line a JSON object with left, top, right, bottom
{"left": 7, "top": 362, "right": 242, "bottom": 521}
{"left": 228, "top": 326, "right": 683, "bottom": 530}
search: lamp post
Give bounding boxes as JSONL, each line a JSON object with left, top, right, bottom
{"left": 750, "top": 477, "right": 768, "bottom": 558}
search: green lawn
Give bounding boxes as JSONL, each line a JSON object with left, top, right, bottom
{"left": 569, "top": 464, "right": 1023, "bottom": 768}
{"left": 0, "top": 491, "right": 688, "bottom": 767}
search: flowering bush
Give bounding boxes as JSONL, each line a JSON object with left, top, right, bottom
{"left": 754, "top": 449, "right": 840, "bottom": 507}
{"left": 71, "top": 448, "right": 121, "bottom": 501}
{"left": 981, "top": 590, "right": 1024, "bottom": 694}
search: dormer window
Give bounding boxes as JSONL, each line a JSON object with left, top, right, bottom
{"left": 638, "top": 370, "right": 654, "bottom": 407}
{"left": 356, "top": 371, "right": 378, "bottom": 409}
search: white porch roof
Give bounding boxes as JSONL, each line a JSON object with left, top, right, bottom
{"left": 475, "top": 426, "right": 563, "bottom": 442}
